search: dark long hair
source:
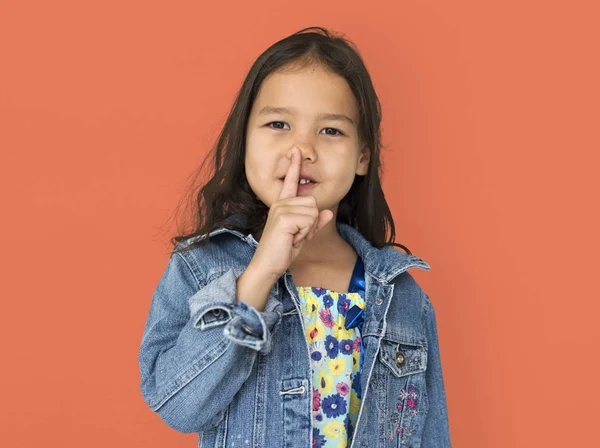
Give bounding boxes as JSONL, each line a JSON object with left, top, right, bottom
{"left": 168, "top": 26, "right": 411, "bottom": 255}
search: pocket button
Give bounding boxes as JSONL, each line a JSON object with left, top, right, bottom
{"left": 211, "top": 309, "right": 222, "bottom": 317}
{"left": 395, "top": 350, "right": 406, "bottom": 367}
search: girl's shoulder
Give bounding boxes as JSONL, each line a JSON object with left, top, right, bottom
{"left": 170, "top": 231, "right": 252, "bottom": 289}
{"left": 383, "top": 270, "right": 435, "bottom": 344}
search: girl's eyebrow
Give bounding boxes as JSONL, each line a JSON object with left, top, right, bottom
{"left": 258, "top": 105, "right": 355, "bottom": 127}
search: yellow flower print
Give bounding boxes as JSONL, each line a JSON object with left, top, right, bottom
{"left": 316, "top": 370, "right": 334, "bottom": 394}
{"left": 323, "top": 420, "right": 346, "bottom": 439}
{"left": 333, "top": 314, "right": 353, "bottom": 340}
{"left": 352, "top": 349, "right": 360, "bottom": 368}
{"left": 329, "top": 291, "right": 339, "bottom": 301}
{"left": 355, "top": 299, "right": 366, "bottom": 310}
{"left": 303, "top": 293, "right": 320, "bottom": 318}
{"left": 305, "top": 319, "right": 325, "bottom": 343}
{"left": 349, "top": 389, "right": 361, "bottom": 416}
{"left": 338, "top": 440, "right": 347, "bottom": 448}
{"left": 328, "top": 357, "right": 347, "bottom": 376}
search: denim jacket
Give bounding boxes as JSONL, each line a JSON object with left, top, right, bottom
{"left": 138, "top": 216, "right": 452, "bottom": 447}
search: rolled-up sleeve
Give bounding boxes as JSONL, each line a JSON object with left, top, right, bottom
{"left": 188, "top": 268, "right": 281, "bottom": 354}
{"left": 138, "top": 249, "right": 282, "bottom": 433}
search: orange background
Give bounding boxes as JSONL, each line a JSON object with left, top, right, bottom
{"left": 1, "top": 1, "right": 598, "bottom": 447}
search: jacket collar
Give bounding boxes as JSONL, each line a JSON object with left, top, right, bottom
{"left": 202, "top": 213, "right": 430, "bottom": 284}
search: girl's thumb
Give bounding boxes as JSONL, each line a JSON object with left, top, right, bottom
{"left": 315, "top": 209, "right": 334, "bottom": 233}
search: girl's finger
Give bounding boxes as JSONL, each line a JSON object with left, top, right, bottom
{"left": 293, "top": 224, "right": 312, "bottom": 247}
{"left": 313, "top": 209, "right": 334, "bottom": 235}
{"left": 307, "top": 218, "right": 319, "bottom": 240}
{"left": 278, "top": 148, "right": 300, "bottom": 201}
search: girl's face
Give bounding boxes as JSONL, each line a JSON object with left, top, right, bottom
{"left": 245, "top": 63, "right": 370, "bottom": 216}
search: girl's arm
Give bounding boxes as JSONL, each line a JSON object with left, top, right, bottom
{"left": 421, "top": 293, "right": 453, "bottom": 446}
{"left": 138, "top": 250, "right": 282, "bottom": 433}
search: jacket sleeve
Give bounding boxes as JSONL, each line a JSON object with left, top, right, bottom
{"left": 138, "top": 249, "right": 282, "bottom": 434}
{"left": 421, "top": 292, "right": 452, "bottom": 447}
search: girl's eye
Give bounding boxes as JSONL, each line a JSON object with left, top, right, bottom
{"left": 266, "top": 122, "right": 345, "bottom": 136}
{"left": 267, "top": 121, "right": 289, "bottom": 130}
{"left": 322, "top": 127, "right": 344, "bottom": 136}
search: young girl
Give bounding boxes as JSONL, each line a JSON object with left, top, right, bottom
{"left": 139, "top": 27, "right": 451, "bottom": 448}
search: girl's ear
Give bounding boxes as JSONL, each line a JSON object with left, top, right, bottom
{"left": 356, "top": 144, "right": 370, "bottom": 176}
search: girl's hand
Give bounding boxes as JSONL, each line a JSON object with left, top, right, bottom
{"left": 251, "top": 147, "right": 333, "bottom": 279}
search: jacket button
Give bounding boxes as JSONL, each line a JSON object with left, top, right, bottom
{"left": 395, "top": 351, "right": 406, "bottom": 367}
{"left": 375, "top": 298, "right": 383, "bottom": 305}
{"left": 211, "top": 309, "right": 222, "bottom": 317}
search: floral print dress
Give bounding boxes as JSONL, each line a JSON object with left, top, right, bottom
{"left": 295, "top": 256, "right": 366, "bottom": 448}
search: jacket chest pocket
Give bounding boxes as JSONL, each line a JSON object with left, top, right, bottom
{"left": 377, "top": 339, "right": 428, "bottom": 448}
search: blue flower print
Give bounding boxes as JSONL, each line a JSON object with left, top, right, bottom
{"left": 311, "top": 287, "right": 327, "bottom": 298}
{"left": 312, "top": 427, "right": 326, "bottom": 448}
{"left": 352, "top": 371, "right": 361, "bottom": 392}
{"left": 322, "top": 393, "right": 347, "bottom": 418}
{"left": 295, "top": 284, "right": 366, "bottom": 446}
{"left": 339, "top": 339, "right": 353, "bottom": 355}
{"left": 345, "top": 414, "right": 354, "bottom": 440}
{"left": 337, "top": 296, "right": 350, "bottom": 316}
{"left": 324, "top": 335, "right": 339, "bottom": 358}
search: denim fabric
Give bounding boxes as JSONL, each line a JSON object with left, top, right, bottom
{"left": 138, "top": 215, "right": 452, "bottom": 447}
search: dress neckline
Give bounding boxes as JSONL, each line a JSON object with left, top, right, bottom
{"left": 295, "top": 255, "right": 365, "bottom": 295}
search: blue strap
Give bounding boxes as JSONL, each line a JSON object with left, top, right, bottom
{"left": 345, "top": 256, "right": 366, "bottom": 398}
{"left": 347, "top": 254, "right": 365, "bottom": 295}
{"left": 345, "top": 305, "right": 365, "bottom": 330}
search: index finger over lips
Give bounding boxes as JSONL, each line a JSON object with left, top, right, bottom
{"left": 277, "top": 148, "right": 300, "bottom": 200}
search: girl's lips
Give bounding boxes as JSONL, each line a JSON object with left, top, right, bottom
{"left": 278, "top": 178, "right": 318, "bottom": 191}
{"left": 278, "top": 178, "right": 318, "bottom": 184}
{"left": 297, "top": 181, "right": 317, "bottom": 192}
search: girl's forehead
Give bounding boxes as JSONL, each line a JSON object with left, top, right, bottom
{"left": 260, "top": 66, "right": 350, "bottom": 97}
{"left": 253, "top": 68, "right": 358, "bottom": 119}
